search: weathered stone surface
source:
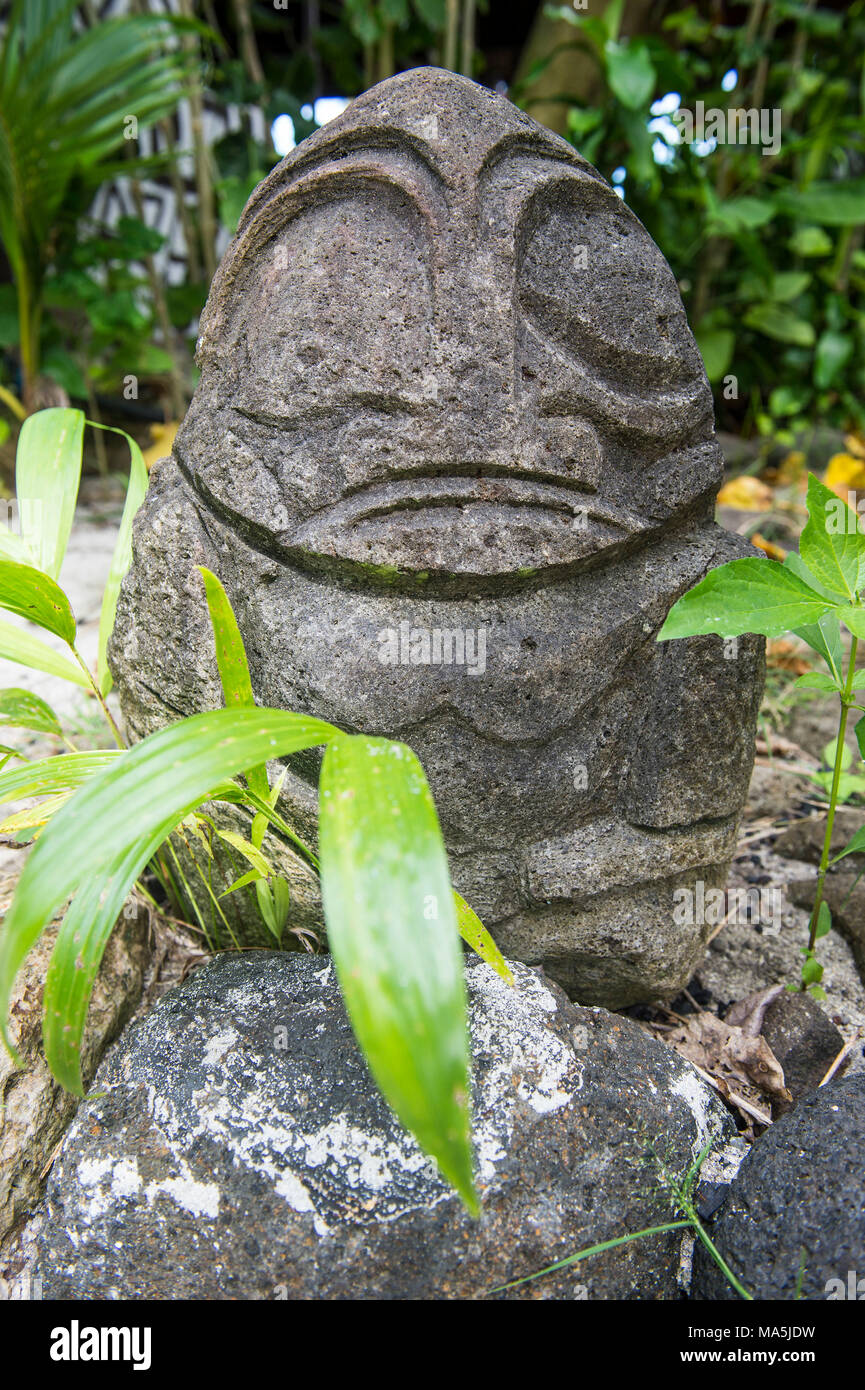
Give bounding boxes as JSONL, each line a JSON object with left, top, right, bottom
{"left": 0, "top": 880, "right": 149, "bottom": 1244}
{"left": 692, "top": 1074, "right": 865, "bottom": 1300}
{"left": 109, "top": 67, "right": 764, "bottom": 1005}
{"left": 38, "top": 953, "right": 737, "bottom": 1300}
{"left": 761, "top": 991, "right": 845, "bottom": 1104}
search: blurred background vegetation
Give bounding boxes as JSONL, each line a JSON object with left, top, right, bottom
{"left": 0, "top": 0, "right": 863, "bottom": 484}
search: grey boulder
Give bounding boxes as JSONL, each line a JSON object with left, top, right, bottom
{"left": 39, "top": 952, "right": 736, "bottom": 1300}
{"left": 692, "top": 1074, "right": 865, "bottom": 1300}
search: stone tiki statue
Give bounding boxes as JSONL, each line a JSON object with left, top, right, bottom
{"left": 111, "top": 69, "right": 764, "bottom": 1007}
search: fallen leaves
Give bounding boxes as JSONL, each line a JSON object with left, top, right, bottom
{"left": 824, "top": 451, "right": 865, "bottom": 499}
{"left": 717, "top": 474, "right": 774, "bottom": 509}
{"left": 644, "top": 986, "right": 793, "bottom": 1137}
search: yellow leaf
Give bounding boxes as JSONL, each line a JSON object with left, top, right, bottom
{"left": 141, "top": 421, "right": 179, "bottom": 472}
{"left": 844, "top": 433, "right": 865, "bottom": 460}
{"left": 824, "top": 453, "right": 865, "bottom": 498}
{"left": 751, "top": 532, "right": 787, "bottom": 562}
{"left": 717, "top": 475, "right": 773, "bottom": 510}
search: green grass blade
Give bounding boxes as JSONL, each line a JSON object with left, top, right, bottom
{"left": 15, "top": 408, "right": 84, "bottom": 579}
{"left": 488, "top": 1222, "right": 692, "bottom": 1293}
{"left": 319, "top": 733, "right": 476, "bottom": 1213}
{"left": 0, "top": 618, "right": 88, "bottom": 687}
{"left": 0, "top": 709, "right": 339, "bottom": 1059}
{"left": 454, "top": 892, "right": 513, "bottom": 984}
{"left": 43, "top": 828, "right": 173, "bottom": 1092}
{"left": 96, "top": 427, "right": 148, "bottom": 695}
{"left": 0, "top": 559, "right": 76, "bottom": 643}
{"left": 198, "top": 566, "right": 269, "bottom": 801}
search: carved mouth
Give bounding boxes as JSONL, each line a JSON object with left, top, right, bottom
{"left": 293, "top": 471, "right": 637, "bottom": 576}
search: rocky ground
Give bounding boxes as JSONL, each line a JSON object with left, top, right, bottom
{"left": 0, "top": 505, "right": 863, "bottom": 1299}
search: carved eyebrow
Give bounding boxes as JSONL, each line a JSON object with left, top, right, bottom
{"left": 232, "top": 393, "right": 430, "bottom": 428}
{"left": 478, "top": 133, "right": 604, "bottom": 187}
{"left": 239, "top": 131, "right": 449, "bottom": 236}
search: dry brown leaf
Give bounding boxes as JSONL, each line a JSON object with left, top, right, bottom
{"left": 766, "top": 639, "right": 810, "bottom": 675}
{"left": 725, "top": 984, "right": 785, "bottom": 1036}
{"left": 660, "top": 1010, "right": 791, "bottom": 1112}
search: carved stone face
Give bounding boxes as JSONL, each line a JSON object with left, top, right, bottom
{"left": 176, "top": 69, "right": 719, "bottom": 589}
{"left": 113, "top": 70, "right": 764, "bottom": 1008}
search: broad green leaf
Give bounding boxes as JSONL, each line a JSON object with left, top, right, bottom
{"left": 0, "top": 617, "right": 89, "bottom": 687}
{"left": 801, "top": 953, "right": 824, "bottom": 985}
{"left": 852, "top": 671, "right": 865, "bottom": 690}
{"left": 771, "top": 271, "right": 811, "bottom": 302}
{"left": 695, "top": 326, "right": 735, "bottom": 382}
{"left": 255, "top": 877, "right": 290, "bottom": 942}
{"left": 97, "top": 428, "right": 147, "bottom": 695}
{"left": 794, "top": 609, "right": 843, "bottom": 682}
{"left": 199, "top": 566, "right": 269, "bottom": 802}
{"left": 319, "top": 733, "right": 476, "bottom": 1212}
{"left": 788, "top": 225, "right": 832, "bottom": 256}
{"left": 0, "top": 750, "right": 118, "bottom": 805}
{"left": 454, "top": 892, "right": 513, "bottom": 984}
{"left": 0, "top": 687, "right": 62, "bottom": 736}
{"left": 774, "top": 180, "right": 865, "bottom": 227}
{"left": 0, "top": 559, "right": 76, "bottom": 643}
{"left": 705, "top": 197, "right": 775, "bottom": 235}
{"left": 838, "top": 606, "right": 865, "bottom": 640}
{"left": 799, "top": 474, "right": 865, "bottom": 599}
{"left": 743, "top": 303, "right": 815, "bottom": 346}
{"left": 604, "top": 38, "right": 655, "bottom": 109}
{"left": 658, "top": 558, "right": 836, "bottom": 642}
{"left": 0, "top": 709, "right": 338, "bottom": 1063}
{"left": 815, "top": 330, "right": 853, "bottom": 390}
{"left": 784, "top": 550, "right": 840, "bottom": 603}
{"left": 15, "top": 408, "right": 84, "bottom": 579}
{"left": 821, "top": 737, "right": 853, "bottom": 772}
{"left": 814, "top": 902, "right": 832, "bottom": 940}
{"left": 830, "top": 825, "right": 865, "bottom": 864}
{"left": 272, "top": 877, "right": 290, "bottom": 927}
{"left": 792, "top": 672, "right": 840, "bottom": 692}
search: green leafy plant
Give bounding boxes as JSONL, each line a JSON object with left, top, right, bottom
{"left": 659, "top": 473, "right": 865, "bottom": 997}
{"left": 489, "top": 1137, "right": 752, "bottom": 1300}
{"left": 533, "top": 1, "right": 865, "bottom": 438}
{"left": 0, "top": 0, "right": 190, "bottom": 414}
{"left": 0, "top": 407, "right": 511, "bottom": 1213}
